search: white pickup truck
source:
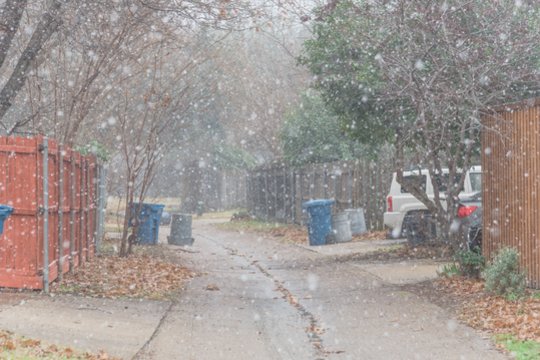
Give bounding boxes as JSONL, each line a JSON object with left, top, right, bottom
{"left": 383, "top": 166, "right": 482, "bottom": 238}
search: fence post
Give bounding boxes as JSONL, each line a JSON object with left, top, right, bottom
{"left": 57, "top": 145, "right": 64, "bottom": 281}
{"left": 348, "top": 168, "right": 353, "bottom": 209}
{"left": 272, "top": 167, "right": 278, "bottom": 220}
{"left": 69, "top": 153, "right": 75, "bottom": 272}
{"left": 264, "top": 170, "right": 269, "bottom": 221}
{"left": 79, "top": 159, "right": 85, "bottom": 265}
{"left": 42, "top": 137, "right": 49, "bottom": 293}
{"left": 245, "top": 173, "right": 250, "bottom": 213}
{"left": 86, "top": 159, "right": 91, "bottom": 260}
{"left": 96, "top": 165, "right": 106, "bottom": 252}
{"left": 289, "top": 170, "right": 296, "bottom": 224}
{"left": 298, "top": 170, "right": 304, "bottom": 226}
{"left": 323, "top": 167, "right": 328, "bottom": 199}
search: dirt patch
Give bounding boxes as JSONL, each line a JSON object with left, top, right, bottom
{"left": 51, "top": 252, "right": 195, "bottom": 300}
{"left": 268, "top": 225, "right": 308, "bottom": 244}
{"left": 270, "top": 227, "right": 389, "bottom": 245}
{"left": 218, "top": 218, "right": 391, "bottom": 246}
{"left": 337, "top": 243, "right": 453, "bottom": 263}
{"left": 352, "top": 230, "right": 388, "bottom": 241}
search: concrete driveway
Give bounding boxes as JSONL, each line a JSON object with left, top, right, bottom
{"left": 135, "top": 220, "right": 505, "bottom": 360}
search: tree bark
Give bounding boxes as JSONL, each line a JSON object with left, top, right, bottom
{"left": 0, "top": 0, "right": 27, "bottom": 71}
{"left": 0, "top": 0, "right": 65, "bottom": 127}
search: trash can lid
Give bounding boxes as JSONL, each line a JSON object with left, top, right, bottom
{"left": 302, "top": 199, "right": 335, "bottom": 208}
{"left": 148, "top": 204, "right": 165, "bottom": 211}
{"left": 0, "top": 205, "right": 13, "bottom": 215}
{"left": 131, "top": 203, "right": 165, "bottom": 211}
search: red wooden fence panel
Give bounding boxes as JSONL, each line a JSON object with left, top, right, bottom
{"left": 0, "top": 137, "right": 41, "bottom": 288}
{"left": 88, "top": 157, "right": 96, "bottom": 259}
{"left": 73, "top": 151, "right": 82, "bottom": 269}
{"left": 0, "top": 136, "right": 99, "bottom": 289}
{"left": 59, "top": 146, "right": 71, "bottom": 275}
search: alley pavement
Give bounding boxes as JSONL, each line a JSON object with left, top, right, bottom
{"left": 0, "top": 219, "right": 506, "bottom": 360}
{"left": 137, "top": 220, "right": 505, "bottom": 360}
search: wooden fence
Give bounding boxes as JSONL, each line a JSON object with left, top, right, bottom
{"left": 482, "top": 97, "right": 540, "bottom": 287}
{"left": 246, "top": 160, "right": 393, "bottom": 230}
{"left": 179, "top": 162, "right": 247, "bottom": 213}
{"left": 0, "top": 136, "right": 105, "bottom": 290}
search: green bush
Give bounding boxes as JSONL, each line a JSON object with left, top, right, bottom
{"left": 455, "top": 248, "right": 485, "bottom": 278}
{"left": 483, "top": 247, "right": 526, "bottom": 300}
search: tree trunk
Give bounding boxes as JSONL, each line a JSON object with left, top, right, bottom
{"left": 119, "top": 189, "right": 132, "bottom": 257}
{"left": 0, "top": 0, "right": 65, "bottom": 127}
{"left": 0, "top": 0, "right": 28, "bottom": 71}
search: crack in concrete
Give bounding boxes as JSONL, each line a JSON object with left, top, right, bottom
{"left": 221, "top": 242, "right": 335, "bottom": 359}
{"left": 195, "top": 233, "right": 345, "bottom": 358}
{"left": 252, "top": 261, "right": 329, "bottom": 360}
{"left": 131, "top": 300, "right": 175, "bottom": 359}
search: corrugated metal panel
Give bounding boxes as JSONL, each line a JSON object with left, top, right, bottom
{"left": 482, "top": 99, "right": 540, "bottom": 288}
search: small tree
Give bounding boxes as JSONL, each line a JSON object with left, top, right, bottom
{"left": 107, "top": 37, "right": 215, "bottom": 256}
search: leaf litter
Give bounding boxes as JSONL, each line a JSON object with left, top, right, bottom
{"left": 51, "top": 253, "right": 195, "bottom": 300}
{"left": 0, "top": 329, "right": 118, "bottom": 359}
{"left": 435, "top": 276, "right": 540, "bottom": 343}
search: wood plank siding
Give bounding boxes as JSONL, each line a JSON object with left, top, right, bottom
{"left": 482, "top": 98, "right": 540, "bottom": 287}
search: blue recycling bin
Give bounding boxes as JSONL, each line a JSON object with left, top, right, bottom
{"left": 0, "top": 205, "right": 13, "bottom": 234}
{"left": 129, "top": 203, "right": 165, "bottom": 245}
{"left": 302, "top": 199, "right": 334, "bottom": 246}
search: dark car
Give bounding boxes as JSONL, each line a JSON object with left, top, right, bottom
{"left": 403, "top": 191, "right": 482, "bottom": 249}
{"left": 457, "top": 191, "right": 482, "bottom": 250}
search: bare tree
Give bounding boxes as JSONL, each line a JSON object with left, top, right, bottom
{"left": 20, "top": 1, "right": 176, "bottom": 145}
{"left": 101, "top": 36, "right": 216, "bottom": 256}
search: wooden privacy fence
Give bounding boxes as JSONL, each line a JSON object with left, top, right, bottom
{"left": 0, "top": 135, "right": 105, "bottom": 290}
{"left": 179, "top": 162, "right": 248, "bottom": 212}
{"left": 482, "top": 97, "right": 540, "bottom": 287}
{"left": 246, "top": 160, "right": 393, "bottom": 230}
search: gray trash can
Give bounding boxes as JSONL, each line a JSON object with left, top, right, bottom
{"left": 345, "top": 208, "right": 367, "bottom": 235}
{"left": 168, "top": 214, "right": 194, "bottom": 246}
{"left": 332, "top": 211, "right": 352, "bottom": 243}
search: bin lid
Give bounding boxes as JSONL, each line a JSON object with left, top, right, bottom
{"left": 302, "top": 199, "right": 335, "bottom": 208}
{"left": 131, "top": 203, "right": 165, "bottom": 211}
{"left": 147, "top": 204, "right": 165, "bottom": 212}
{"left": 0, "top": 205, "right": 13, "bottom": 216}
